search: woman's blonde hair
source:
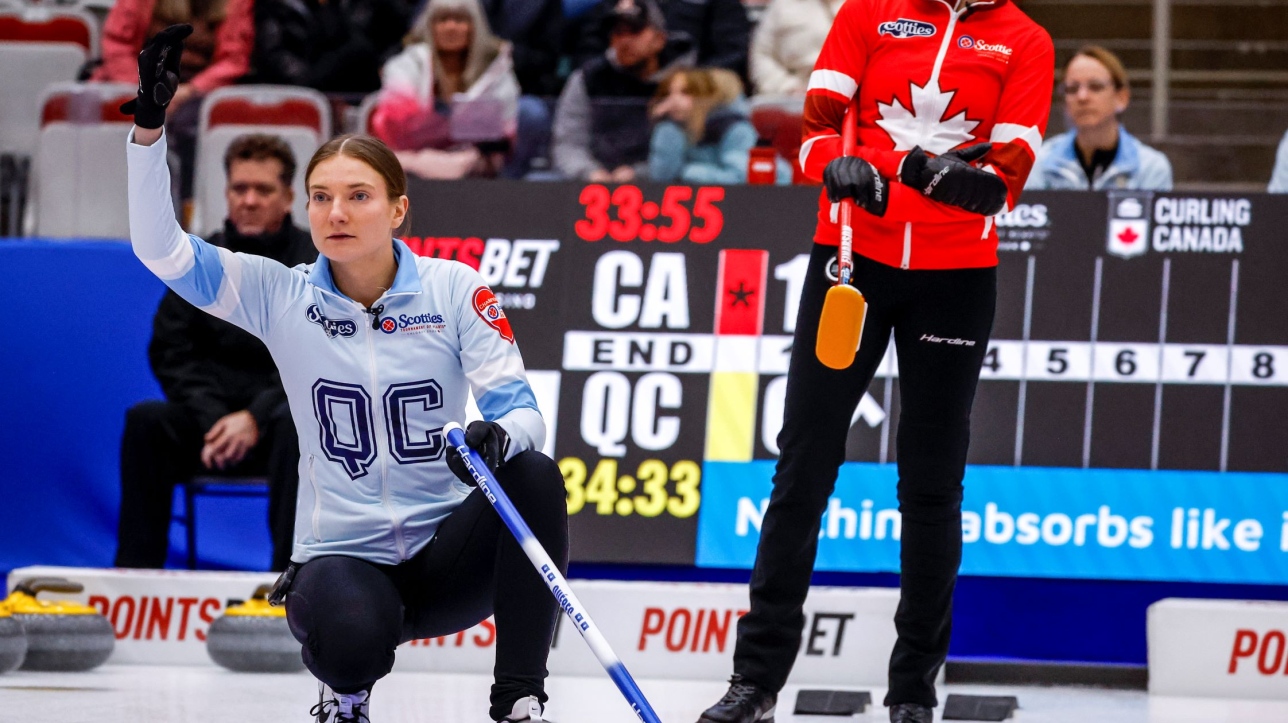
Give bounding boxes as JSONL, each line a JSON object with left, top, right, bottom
{"left": 1069, "top": 45, "right": 1130, "bottom": 92}
{"left": 651, "top": 67, "right": 744, "bottom": 142}
{"left": 405, "top": 0, "right": 503, "bottom": 97}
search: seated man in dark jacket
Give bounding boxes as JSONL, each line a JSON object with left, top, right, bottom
{"left": 553, "top": 0, "right": 692, "bottom": 182}
{"left": 115, "top": 134, "right": 317, "bottom": 572}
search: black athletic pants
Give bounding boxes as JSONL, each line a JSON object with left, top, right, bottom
{"left": 733, "top": 243, "right": 996, "bottom": 708}
{"left": 284, "top": 450, "right": 569, "bottom": 721}
{"left": 114, "top": 400, "right": 299, "bottom": 571}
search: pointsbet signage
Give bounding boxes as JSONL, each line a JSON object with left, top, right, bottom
{"left": 1150, "top": 598, "right": 1288, "bottom": 700}
{"left": 407, "top": 180, "right": 1288, "bottom": 584}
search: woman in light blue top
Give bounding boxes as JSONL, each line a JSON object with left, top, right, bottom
{"left": 1026, "top": 46, "right": 1172, "bottom": 191}
{"left": 123, "top": 25, "right": 567, "bottom": 723}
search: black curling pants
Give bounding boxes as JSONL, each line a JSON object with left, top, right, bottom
{"left": 114, "top": 400, "right": 299, "bottom": 571}
{"left": 284, "top": 450, "right": 570, "bottom": 721}
{"left": 733, "top": 244, "right": 996, "bottom": 708}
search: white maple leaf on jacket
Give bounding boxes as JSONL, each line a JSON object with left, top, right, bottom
{"left": 875, "top": 80, "right": 979, "bottom": 154}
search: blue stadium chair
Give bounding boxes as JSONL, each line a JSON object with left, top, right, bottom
{"left": 174, "top": 476, "right": 270, "bottom": 570}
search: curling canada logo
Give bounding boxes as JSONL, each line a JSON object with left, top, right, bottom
{"left": 1152, "top": 197, "right": 1249, "bottom": 254}
{"left": 473, "top": 287, "right": 514, "bottom": 343}
{"left": 1106, "top": 194, "right": 1151, "bottom": 259}
{"left": 878, "top": 18, "right": 936, "bottom": 39}
{"left": 306, "top": 304, "right": 357, "bottom": 338}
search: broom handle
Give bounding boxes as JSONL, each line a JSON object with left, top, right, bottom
{"left": 838, "top": 105, "right": 858, "bottom": 286}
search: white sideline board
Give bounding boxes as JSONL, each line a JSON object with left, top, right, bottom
{"left": 8, "top": 566, "right": 932, "bottom": 686}
{"left": 1149, "top": 597, "right": 1288, "bottom": 700}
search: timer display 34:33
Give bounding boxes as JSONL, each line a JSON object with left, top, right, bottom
{"left": 559, "top": 457, "right": 701, "bottom": 519}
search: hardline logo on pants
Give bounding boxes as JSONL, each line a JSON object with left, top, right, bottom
{"left": 919, "top": 334, "right": 977, "bottom": 347}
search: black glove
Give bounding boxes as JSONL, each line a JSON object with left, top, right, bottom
{"left": 266, "top": 562, "right": 298, "bottom": 607}
{"left": 898, "top": 143, "right": 1008, "bottom": 216}
{"left": 120, "top": 24, "right": 192, "bottom": 129}
{"left": 446, "top": 421, "right": 511, "bottom": 486}
{"left": 822, "top": 156, "right": 889, "bottom": 218}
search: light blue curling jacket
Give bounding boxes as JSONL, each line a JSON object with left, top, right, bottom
{"left": 1025, "top": 125, "right": 1173, "bottom": 192}
{"left": 126, "top": 130, "right": 544, "bottom": 565}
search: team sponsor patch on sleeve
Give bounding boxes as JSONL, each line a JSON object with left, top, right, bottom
{"left": 473, "top": 286, "right": 514, "bottom": 343}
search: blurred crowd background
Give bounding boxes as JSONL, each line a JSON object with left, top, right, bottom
{"left": 0, "top": 0, "right": 1286, "bottom": 239}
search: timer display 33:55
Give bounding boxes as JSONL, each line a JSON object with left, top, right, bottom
{"left": 575, "top": 185, "right": 725, "bottom": 243}
{"left": 559, "top": 457, "right": 701, "bottom": 519}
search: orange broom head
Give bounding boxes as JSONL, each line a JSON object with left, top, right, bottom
{"left": 815, "top": 285, "right": 866, "bottom": 370}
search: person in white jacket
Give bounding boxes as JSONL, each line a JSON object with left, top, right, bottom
{"left": 744, "top": 0, "right": 843, "bottom": 178}
{"left": 749, "top": 0, "right": 843, "bottom": 99}
{"left": 371, "top": 0, "right": 521, "bottom": 179}
{"left": 123, "top": 26, "right": 567, "bottom": 723}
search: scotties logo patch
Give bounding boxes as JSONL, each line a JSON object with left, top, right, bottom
{"left": 306, "top": 304, "right": 357, "bottom": 339}
{"left": 878, "top": 18, "right": 936, "bottom": 39}
{"left": 473, "top": 287, "right": 513, "bottom": 343}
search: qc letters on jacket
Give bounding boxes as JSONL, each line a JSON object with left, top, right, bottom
{"left": 126, "top": 131, "right": 544, "bottom": 565}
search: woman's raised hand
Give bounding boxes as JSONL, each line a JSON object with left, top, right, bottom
{"left": 120, "top": 24, "right": 193, "bottom": 130}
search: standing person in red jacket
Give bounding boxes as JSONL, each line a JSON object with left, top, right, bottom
{"left": 697, "top": 2, "right": 1052, "bottom": 723}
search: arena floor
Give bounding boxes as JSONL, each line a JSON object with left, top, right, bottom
{"left": 5, "top": 665, "right": 1288, "bottom": 722}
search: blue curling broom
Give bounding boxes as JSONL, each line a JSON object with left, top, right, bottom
{"left": 444, "top": 423, "right": 664, "bottom": 723}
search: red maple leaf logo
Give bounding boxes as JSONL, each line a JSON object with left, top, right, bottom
{"left": 1117, "top": 226, "right": 1140, "bottom": 245}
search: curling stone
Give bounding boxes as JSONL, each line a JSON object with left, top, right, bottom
{"left": 206, "top": 583, "right": 304, "bottom": 673}
{"left": 4, "top": 577, "right": 114, "bottom": 672}
{"left": 0, "top": 602, "right": 28, "bottom": 673}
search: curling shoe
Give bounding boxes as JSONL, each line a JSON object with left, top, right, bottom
{"left": 312, "top": 682, "right": 371, "bottom": 723}
{"left": 697, "top": 674, "right": 776, "bottom": 723}
{"left": 888, "top": 702, "right": 933, "bottom": 723}
{"left": 499, "top": 695, "right": 550, "bottom": 722}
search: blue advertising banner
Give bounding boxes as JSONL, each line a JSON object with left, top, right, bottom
{"left": 697, "top": 461, "right": 1288, "bottom": 585}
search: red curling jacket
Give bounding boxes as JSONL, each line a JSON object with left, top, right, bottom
{"left": 801, "top": 0, "right": 1054, "bottom": 269}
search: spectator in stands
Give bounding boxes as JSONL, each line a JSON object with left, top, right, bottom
{"left": 477, "top": 0, "right": 567, "bottom": 177}
{"left": 371, "top": 0, "right": 519, "bottom": 179}
{"left": 248, "top": 0, "right": 413, "bottom": 96}
{"left": 1026, "top": 46, "right": 1172, "bottom": 191}
{"left": 554, "top": 0, "right": 689, "bottom": 182}
{"left": 1269, "top": 130, "right": 1288, "bottom": 193}
{"left": 649, "top": 67, "right": 787, "bottom": 184}
{"left": 742, "top": 0, "right": 842, "bottom": 181}
{"left": 115, "top": 134, "right": 315, "bottom": 573}
{"left": 479, "top": 0, "right": 565, "bottom": 97}
{"left": 94, "top": 0, "right": 254, "bottom": 201}
{"left": 573, "top": 0, "right": 749, "bottom": 80}
{"left": 749, "top": 0, "right": 841, "bottom": 99}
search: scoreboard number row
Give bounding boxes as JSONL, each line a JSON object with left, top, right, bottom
{"left": 977, "top": 342, "right": 1285, "bottom": 385}
{"left": 561, "top": 332, "right": 1283, "bottom": 386}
